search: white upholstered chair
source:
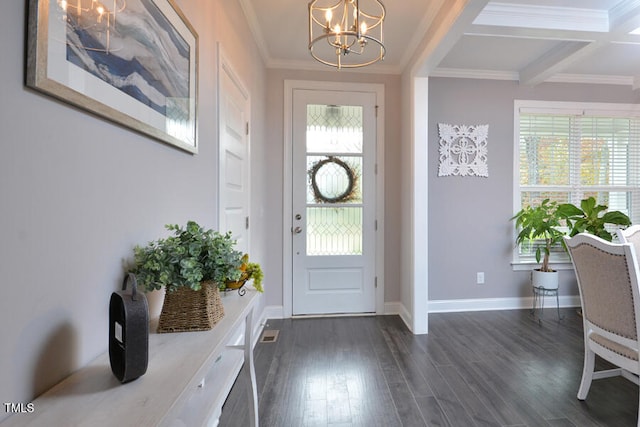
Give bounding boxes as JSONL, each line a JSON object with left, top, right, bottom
{"left": 618, "top": 224, "right": 640, "bottom": 251}
{"left": 564, "top": 233, "right": 640, "bottom": 426}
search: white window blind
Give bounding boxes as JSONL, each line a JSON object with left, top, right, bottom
{"left": 515, "top": 101, "right": 640, "bottom": 264}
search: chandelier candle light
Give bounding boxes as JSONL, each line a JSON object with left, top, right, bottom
{"left": 308, "top": 0, "right": 385, "bottom": 69}
{"left": 57, "top": 0, "right": 126, "bottom": 54}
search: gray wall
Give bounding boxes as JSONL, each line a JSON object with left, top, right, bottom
{"left": 0, "top": 0, "right": 267, "bottom": 416}
{"left": 428, "top": 77, "right": 640, "bottom": 301}
{"left": 5, "top": 0, "right": 640, "bottom": 412}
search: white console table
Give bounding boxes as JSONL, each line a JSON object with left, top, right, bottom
{"left": 1, "top": 290, "right": 260, "bottom": 427}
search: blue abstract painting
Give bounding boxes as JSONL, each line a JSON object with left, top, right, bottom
{"left": 64, "top": 0, "right": 190, "bottom": 120}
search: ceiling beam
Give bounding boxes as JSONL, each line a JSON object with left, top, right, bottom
{"left": 413, "top": 0, "right": 489, "bottom": 77}
{"left": 516, "top": 0, "right": 640, "bottom": 86}
{"left": 467, "top": 24, "right": 640, "bottom": 46}
{"left": 518, "top": 41, "right": 602, "bottom": 86}
{"left": 616, "top": 1, "right": 640, "bottom": 92}
{"left": 609, "top": 0, "right": 640, "bottom": 33}
{"left": 466, "top": 0, "right": 640, "bottom": 86}
{"left": 474, "top": 2, "right": 608, "bottom": 32}
{"left": 466, "top": 24, "right": 599, "bottom": 42}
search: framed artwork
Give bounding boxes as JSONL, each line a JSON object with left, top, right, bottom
{"left": 27, "top": 0, "right": 199, "bottom": 153}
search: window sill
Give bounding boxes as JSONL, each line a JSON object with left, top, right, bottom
{"left": 511, "top": 261, "right": 574, "bottom": 272}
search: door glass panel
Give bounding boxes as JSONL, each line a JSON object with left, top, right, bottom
{"left": 307, "top": 156, "right": 362, "bottom": 204}
{"left": 306, "top": 105, "right": 363, "bottom": 153}
{"left": 305, "top": 104, "right": 364, "bottom": 256}
{"left": 307, "top": 207, "right": 362, "bottom": 255}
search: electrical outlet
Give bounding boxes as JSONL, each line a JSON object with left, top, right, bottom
{"left": 477, "top": 272, "right": 485, "bottom": 284}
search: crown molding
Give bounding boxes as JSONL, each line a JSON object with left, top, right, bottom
{"left": 237, "top": 0, "right": 271, "bottom": 66}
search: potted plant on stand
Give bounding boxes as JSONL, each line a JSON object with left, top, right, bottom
{"left": 131, "top": 221, "right": 244, "bottom": 333}
{"left": 513, "top": 197, "right": 632, "bottom": 290}
{"left": 512, "top": 199, "right": 565, "bottom": 289}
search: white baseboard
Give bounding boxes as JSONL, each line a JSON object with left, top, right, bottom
{"left": 254, "top": 297, "right": 580, "bottom": 331}
{"left": 260, "top": 305, "right": 284, "bottom": 320}
{"left": 383, "top": 301, "right": 403, "bottom": 315}
{"left": 384, "top": 301, "right": 412, "bottom": 330}
{"left": 428, "top": 295, "right": 580, "bottom": 313}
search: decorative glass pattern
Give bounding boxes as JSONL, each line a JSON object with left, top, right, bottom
{"left": 305, "top": 104, "right": 364, "bottom": 256}
{"left": 306, "top": 105, "right": 363, "bottom": 153}
{"left": 307, "top": 207, "right": 362, "bottom": 255}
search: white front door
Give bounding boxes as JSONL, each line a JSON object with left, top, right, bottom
{"left": 292, "top": 89, "right": 377, "bottom": 315}
{"left": 218, "top": 54, "right": 250, "bottom": 254}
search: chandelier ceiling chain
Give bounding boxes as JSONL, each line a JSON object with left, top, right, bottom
{"left": 308, "top": 0, "right": 385, "bottom": 69}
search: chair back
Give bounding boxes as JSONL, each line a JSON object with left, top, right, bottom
{"left": 618, "top": 224, "right": 640, "bottom": 251}
{"left": 564, "top": 233, "right": 640, "bottom": 345}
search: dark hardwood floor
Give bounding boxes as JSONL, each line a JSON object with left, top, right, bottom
{"left": 219, "top": 309, "right": 638, "bottom": 426}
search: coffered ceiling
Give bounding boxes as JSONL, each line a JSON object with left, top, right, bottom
{"left": 239, "top": 0, "right": 640, "bottom": 87}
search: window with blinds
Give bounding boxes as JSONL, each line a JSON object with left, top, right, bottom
{"left": 514, "top": 101, "right": 640, "bottom": 264}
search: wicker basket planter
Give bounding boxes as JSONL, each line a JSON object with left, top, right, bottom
{"left": 157, "top": 281, "right": 225, "bottom": 333}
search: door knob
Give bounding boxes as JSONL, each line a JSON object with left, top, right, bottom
{"left": 293, "top": 226, "right": 302, "bottom": 234}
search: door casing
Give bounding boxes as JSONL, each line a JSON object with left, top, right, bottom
{"left": 283, "top": 80, "right": 385, "bottom": 318}
{"left": 218, "top": 45, "right": 250, "bottom": 253}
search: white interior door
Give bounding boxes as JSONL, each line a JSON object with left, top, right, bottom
{"left": 292, "top": 89, "right": 377, "bottom": 315}
{"left": 218, "top": 55, "right": 250, "bottom": 254}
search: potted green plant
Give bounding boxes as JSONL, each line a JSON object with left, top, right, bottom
{"left": 512, "top": 199, "right": 564, "bottom": 289}
{"left": 556, "top": 196, "right": 631, "bottom": 241}
{"left": 131, "top": 221, "right": 244, "bottom": 332}
{"left": 513, "top": 197, "right": 631, "bottom": 290}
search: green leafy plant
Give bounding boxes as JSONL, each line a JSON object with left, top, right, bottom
{"left": 131, "top": 221, "right": 244, "bottom": 293}
{"left": 513, "top": 197, "right": 632, "bottom": 273}
{"left": 512, "top": 199, "right": 565, "bottom": 272}
{"left": 556, "top": 196, "right": 631, "bottom": 241}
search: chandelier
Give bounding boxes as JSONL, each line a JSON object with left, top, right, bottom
{"left": 308, "top": 0, "right": 385, "bottom": 69}
{"left": 56, "top": 0, "right": 126, "bottom": 54}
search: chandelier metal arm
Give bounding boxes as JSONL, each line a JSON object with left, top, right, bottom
{"left": 308, "top": 0, "right": 385, "bottom": 69}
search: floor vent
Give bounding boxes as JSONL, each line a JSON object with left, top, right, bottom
{"left": 260, "top": 330, "right": 279, "bottom": 343}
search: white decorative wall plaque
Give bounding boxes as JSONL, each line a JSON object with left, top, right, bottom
{"left": 438, "top": 123, "right": 489, "bottom": 177}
